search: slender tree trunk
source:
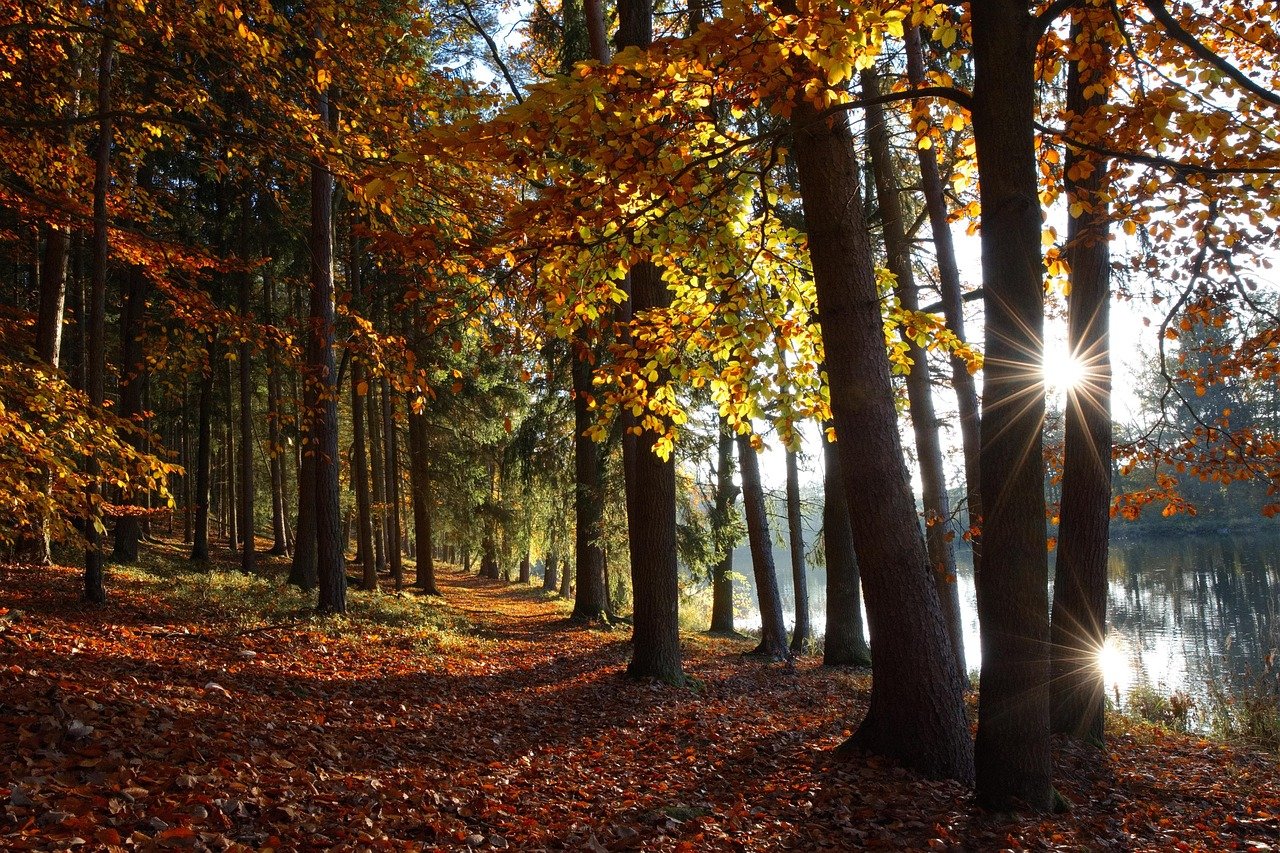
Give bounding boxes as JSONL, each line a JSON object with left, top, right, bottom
{"left": 789, "top": 97, "right": 971, "bottom": 782}
{"left": 570, "top": 339, "right": 609, "bottom": 621}
{"left": 785, "top": 447, "right": 810, "bottom": 654}
{"left": 863, "top": 68, "right": 965, "bottom": 681}
{"left": 111, "top": 264, "right": 146, "bottom": 563}
{"left": 1051, "top": 10, "right": 1113, "bottom": 746}
{"left": 224, "top": 358, "right": 238, "bottom": 555}
{"left": 708, "top": 421, "right": 738, "bottom": 635}
{"left": 237, "top": 190, "right": 255, "bottom": 574}
{"left": 352, "top": 363, "right": 376, "bottom": 590}
{"left": 264, "top": 268, "right": 289, "bottom": 555}
{"left": 310, "top": 67, "right": 345, "bottom": 614}
{"left": 407, "top": 396, "right": 440, "bottom": 593}
{"left": 367, "top": 370, "right": 387, "bottom": 575}
{"left": 622, "top": 261, "right": 684, "bottom": 684}
{"left": 83, "top": 23, "right": 114, "bottom": 605}
{"left": 181, "top": 382, "right": 192, "bottom": 544}
{"left": 820, "top": 427, "right": 870, "bottom": 666}
{"left": 906, "top": 25, "right": 983, "bottom": 576}
{"left": 382, "top": 376, "right": 404, "bottom": 590}
{"left": 737, "top": 434, "right": 789, "bottom": 659}
{"left": 191, "top": 344, "right": 214, "bottom": 562}
{"left": 971, "top": 0, "right": 1052, "bottom": 810}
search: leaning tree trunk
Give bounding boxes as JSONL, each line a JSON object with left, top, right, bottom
{"left": 1051, "top": 9, "right": 1112, "bottom": 746}
{"left": 863, "top": 68, "right": 965, "bottom": 681}
{"left": 906, "top": 25, "right": 983, "bottom": 580}
{"left": 972, "top": 0, "right": 1053, "bottom": 810}
{"left": 736, "top": 434, "right": 789, "bottom": 660}
{"left": 789, "top": 96, "right": 971, "bottom": 782}
{"left": 622, "top": 261, "right": 684, "bottom": 684}
{"left": 83, "top": 23, "right": 114, "bottom": 604}
{"left": 820, "top": 426, "right": 870, "bottom": 666}
{"left": 708, "top": 420, "right": 739, "bottom": 635}
{"left": 785, "top": 446, "right": 811, "bottom": 655}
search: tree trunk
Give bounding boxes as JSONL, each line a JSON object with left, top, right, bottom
{"left": 382, "top": 376, "right": 404, "bottom": 590}
{"left": 224, "top": 358, "right": 238, "bottom": 555}
{"left": 785, "top": 447, "right": 810, "bottom": 654}
{"left": 790, "top": 98, "right": 971, "bottom": 782}
{"left": 309, "top": 70, "right": 346, "bottom": 614}
{"left": 906, "top": 25, "right": 983, "bottom": 579}
{"left": 352, "top": 363, "right": 377, "bottom": 590}
{"left": 570, "top": 339, "right": 610, "bottom": 622}
{"left": 191, "top": 343, "right": 215, "bottom": 562}
{"left": 237, "top": 189, "right": 255, "bottom": 575}
{"left": 111, "top": 265, "right": 146, "bottom": 564}
{"left": 971, "top": 0, "right": 1053, "bottom": 810}
{"left": 708, "top": 420, "right": 738, "bottom": 635}
{"left": 736, "top": 433, "right": 789, "bottom": 659}
{"left": 264, "top": 267, "right": 289, "bottom": 555}
{"left": 544, "top": 547, "right": 559, "bottom": 591}
{"left": 407, "top": 396, "right": 440, "bottom": 593}
{"left": 863, "top": 68, "right": 965, "bottom": 681}
{"left": 820, "top": 427, "right": 870, "bottom": 666}
{"left": 1051, "top": 10, "right": 1112, "bottom": 746}
{"left": 622, "top": 261, "right": 684, "bottom": 684}
{"left": 83, "top": 23, "right": 114, "bottom": 605}
{"left": 367, "top": 368, "right": 387, "bottom": 575}
{"left": 519, "top": 549, "right": 531, "bottom": 585}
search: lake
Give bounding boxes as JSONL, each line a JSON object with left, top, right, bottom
{"left": 730, "top": 531, "right": 1280, "bottom": 722}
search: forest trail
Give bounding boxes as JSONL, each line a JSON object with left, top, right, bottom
{"left": 3, "top": 550, "right": 1280, "bottom": 851}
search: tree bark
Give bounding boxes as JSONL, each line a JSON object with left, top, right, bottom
{"left": 381, "top": 376, "right": 404, "bottom": 590}
{"left": 820, "top": 427, "right": 870, "bottom": 666}
{"left": 191, "top": 343, "right": 215, "bottom": 562}
{"left": 906, "top": 25, "right": 983, "bottom": 579}
{"left": 264, "top": 267, "right": 289, "bottom": 555}
{"left": 308, "top": 65, "right": 345, "bottom": 613}
{"left": 407, "top": 395, "right": 440, "bottom": 593}
{"left": 1051, "top": 10, "right": 1113, "bottom": 746}
{"left": 623, "top": 261, "right": 684, "bottom": 684}
{"left": 352, "top": 363, "right": 376, "bottom": 590}
{"left": 971, "top": 0, "right": 1053, "bottom": 810}
{"left": 708, "top": 420, "right": 738, "bottom": 635}
{"left": 367, "top": 367, "right": 388, "bottom": 575}
{"left": 863, "top": 68, "right": 965, "bottom": 681}
{"left": 224, "top": 358, "right": 238, "bottom": 555}
{"left": 785, "top": 447, "right": 810, "bottom": 654}
{"left": 790, "top": 99, "right": 971, "bottom": 782}
{"left": 736, "top": 433, "right": 789, "bottom": 660}
{"left": 111, "top": 264, "right": 146, "bottom": 564}
{"left": 570, "top": 340, "right": 610, "bottom": 621}
{"left": 83, "top": 22, "right": 114, "bottom": 605}
{"left": 544, "top": 547, "right": 559, "bottom": 591}
{"left": 237, "top": 189, "right": 255, "bottom": 574}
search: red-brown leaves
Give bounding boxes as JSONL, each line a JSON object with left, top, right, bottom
{"left": 2, "top": 554, "right": 1278, "bottom": 850}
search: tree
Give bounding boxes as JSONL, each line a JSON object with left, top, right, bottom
{"left": 736, "top": 433, "right": 789, "bottom": 660}
{"left": 819, "top": 428, "right": 870, "bottom": 667}
{"left": 784, "top": 446, "right": 810, "bottom": 655}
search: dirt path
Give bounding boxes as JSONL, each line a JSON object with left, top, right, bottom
{"left": 3, "top": 555, "right": 1279, "bottom": 851}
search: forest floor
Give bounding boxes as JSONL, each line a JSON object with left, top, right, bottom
{"left": 2, "top": 541, "right": 1280, "bottom": 851}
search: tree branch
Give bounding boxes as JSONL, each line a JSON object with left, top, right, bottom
{"left": 1035, "top": 119, "right": 1280, "bottom": 175}
{"left": 1142, "top": 0, "right": 1280, "bottom": 109}
{"left": 458, "top": 0, "right": 525, "bottom": 104}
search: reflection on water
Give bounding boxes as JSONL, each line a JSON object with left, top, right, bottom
{"left": 733, "top": 532, "right": 1280, "bottom": 708}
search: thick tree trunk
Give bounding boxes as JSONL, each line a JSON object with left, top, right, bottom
{"left": 407, "top": 397, "right": 440, "bottom": 593}
{"left": 111, "top": 265, "right": 146, "bottom": 564}
{"left": 623, "top": 261, "right": 684, "bottom": 684}
{"left": 544, "top": 547, "right": 559, "bottom": 591}
{"left": 906, "top": 26, "right": 983, "bottom": 577}
{"left": 863, "top": 68, "right": 965, "bottom": 681}
{"left": 785, "top": 447, "right": 810, "bottom": 655}
{"left": 519, "top": 549, "right": 531, "bottom": 585}
{"left": 83, "top": 25, "right": 114, "bottom": 605}
{"left": 382, "top": 376, "right": 404, "bottom": 590}
{"left": 971, "top": 0, "right": 1053, "bottom": 810}
{"left": 1051, "top": 12, "right": 1113, "bottom": 746}
{"left": 820, "top": 427, "right": 870, "bottom": 666}
{"left": 352, "top": 363, "right": 377, "bottom": 590}
{"left": 708, "top": 421, "right": 738, "bottom": 635}
{"left": 790, "top": 99, "right": 971, "bottom": 782}
{"left": 736, "top": 434, "right": 789, "bottom": 660}
{"left": 570, "top": 339, "right": 609, "bottom": 622}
